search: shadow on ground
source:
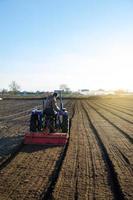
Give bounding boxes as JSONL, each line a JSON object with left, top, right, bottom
{"left": 21, "top": 143, "right": 63, "bottom": 153}
{"left": 0, "top": 135, "right": 23, "bottom": 157}
{"left": 0, "top": 134, "right": 63, "bottom": 157}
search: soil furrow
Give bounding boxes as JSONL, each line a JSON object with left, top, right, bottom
{"left": 101, "top": 99, "right": 133, "bottom": 112}
{"left": 52, "top": 102, "right": 79, "bottom": 199}
{"left": 98, "top": 102, "right": 133, "bottom": 116}
{"left": 0, "top": 145, "right": 63, "bottom": 200}
{"left": 80, "top": 102, "right": 113, "bottom": 199}
{"left": 84, "top": 101, "right": 133, "bottom": 199}
{"left": 0, "top": 98, "right": 133, "bottom": 199}
{"left": 88, "top": 101, "right": 133, "bottom": 144}
{"left": 53, "top": 101, "right": 113, "bottom": 199}
{"left": 0, "top": 104, "right": 41, "bottom": 121}
{"left": 0, "top": 100, "right": 43, "bottom": 117}
{"left": 93, "top": 101, "right": 133, "bottom": 124}
{"left": 87, "top": 102, "right": 133, "bottom": 164}
{"left": 81, "top": 102, "right": 124, "bottom": 200}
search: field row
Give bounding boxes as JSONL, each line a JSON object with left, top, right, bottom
{"left": 0, "top": 98, "right": 133, "bottom": 199}
{"left": 53, "top": 100, "right": 133, "bottom": 199}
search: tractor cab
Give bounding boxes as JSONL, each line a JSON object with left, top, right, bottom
{"left": 24, "top": 90, "right": 69, "bottom": 145}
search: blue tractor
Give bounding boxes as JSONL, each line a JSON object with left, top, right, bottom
{"left": 29, "top": 90, "right": 69, "bottom": 134}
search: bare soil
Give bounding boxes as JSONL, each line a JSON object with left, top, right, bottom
{"left": 0, "top": 98, "right": 133, "bottom": 199}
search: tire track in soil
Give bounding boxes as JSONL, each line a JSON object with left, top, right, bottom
{"left": 0, "top": 101, "right": 75, "bottom": 200}
{"left": 52, "top": 101, "right": 113, "bottom": 200}
{"left": 52, "top": 102, "right": 82, "bottom": 200}
{"left": 81, "top": 102, "right": 125, "bottom": 200}
{"left": 52, "top": 102, "right": 80, "bottom": 200}
{"left": 73, "top": 102, "right": 81, "bottom": 200}
{"left": 87, "top": 101, "right": 133, "bottom": 144}
{"left": 84, "top": 101, "right": 133, "bottom": 199}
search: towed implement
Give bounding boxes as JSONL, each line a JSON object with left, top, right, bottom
{"left": 24, "top": 91, "right": 69, "bottom": 145}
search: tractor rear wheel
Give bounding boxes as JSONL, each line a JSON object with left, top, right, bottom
{"left": 30, "top": 113, "right": 38, "bottom": 132}
{"left": 61, "top": 115, "right": 69, "bottom": 133}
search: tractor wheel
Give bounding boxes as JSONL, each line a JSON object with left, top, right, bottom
{"left": 30, "top": 113, "right": 38, "bottom": 132}
{"left": 62, "top": 115, "right": 69, "bottom": 133}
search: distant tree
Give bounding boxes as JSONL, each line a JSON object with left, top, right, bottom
{"left": 115, "top": 89, "right": 126, "bottom": 95}
{"left": 36, "top": 90, "right": 40, "bottom": 94}
{"left": 59, "top": 84, "right": 71, "bottom": 93}
{"left": 9, "top": 81, "right": 20, "bottom": 94}
{"left": 98, "top": 89, "right": 105, "bottom": 92}
{"left": 1, "top": 88, "right": 8, "bottom": 98}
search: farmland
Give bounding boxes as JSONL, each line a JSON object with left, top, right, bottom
{"left": 0, "top": 97, "right": 133, "bottom": 200}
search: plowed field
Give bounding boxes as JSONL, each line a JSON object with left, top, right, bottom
{"left": 0, "top": 97, "right": 133, "bottom": 200}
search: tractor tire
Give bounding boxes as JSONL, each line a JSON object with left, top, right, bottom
{"left": 30, "top": 113, "right": 38, "bottom": 132}
{"left": 62, "top": 115, "right": 69, "bottom": 133}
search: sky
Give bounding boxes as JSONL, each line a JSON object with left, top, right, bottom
{"left": 0, "top": 0, "right": 133, "bottom": 92}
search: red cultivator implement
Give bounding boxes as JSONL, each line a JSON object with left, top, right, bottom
{"left": 24, "top": 132, "right": 68, "bottom": 145}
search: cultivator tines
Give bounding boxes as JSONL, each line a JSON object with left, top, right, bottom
{"left": 24, "top": 132, "right": 68, "bottom": 145}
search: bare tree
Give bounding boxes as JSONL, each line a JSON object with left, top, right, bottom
{"left": 59, "top": 84, "right": 70, "bottom": 92}
{"left": 1, "top": 88, "right": 8, "bottom": 98}
{"left": 9, "top": 81, "right": 20, "bottom": 94}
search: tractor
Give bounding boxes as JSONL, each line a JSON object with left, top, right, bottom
{"left": 24, "top": 90, "right": 69, "bottom": 145}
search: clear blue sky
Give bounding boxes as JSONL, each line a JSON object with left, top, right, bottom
{"left": 0, "top": 0, "right": 133, "bottom": 91}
